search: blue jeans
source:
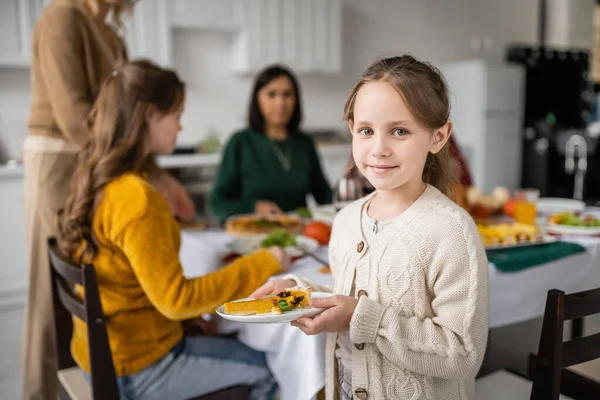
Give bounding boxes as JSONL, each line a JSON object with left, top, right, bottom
{"left": 113, "top": 336, "right": 277, "bottom": 399}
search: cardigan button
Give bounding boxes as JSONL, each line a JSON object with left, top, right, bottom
{"left": 357, "top": 241, "right": 365, "bottom": 252}
{"left": 355, "top": 343, "right": 365, "bottom": 350}
{"left": 355, "top": 388, "right": 368, "bottom": 399}
{"left": 357, "top": 289, "right": 368, "bottom": 298}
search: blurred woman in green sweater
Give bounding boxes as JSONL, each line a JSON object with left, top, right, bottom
{"left": 209, "top": 65, "right": 333, "bottom": 223}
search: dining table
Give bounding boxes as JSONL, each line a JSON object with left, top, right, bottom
{"left": 178, "top": 227, "right": 600, "bottom": 400}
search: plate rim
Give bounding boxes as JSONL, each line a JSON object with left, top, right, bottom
{"left": 216, "top": 291, "right": 333, "bottom": 323}
{"left": 546, "top": 224, "right": 600, "bottom": 236}
{"left": 536, "top": 197, "right": 586, "bottom": 213}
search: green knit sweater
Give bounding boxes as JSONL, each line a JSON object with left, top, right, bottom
{"left": 209, "top": 128, "right": 333, "bottom": 222}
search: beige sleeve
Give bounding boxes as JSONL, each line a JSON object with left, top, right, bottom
{"left": 38, "top": 7, "right": 92, "bottom": 147}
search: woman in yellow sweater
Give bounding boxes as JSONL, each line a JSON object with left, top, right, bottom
{"left": 57, "top": 60, "right": 288, "bottom": 399}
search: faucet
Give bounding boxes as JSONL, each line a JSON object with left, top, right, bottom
{"left": 564, "top": 134, "right": 587, "bottom": 201}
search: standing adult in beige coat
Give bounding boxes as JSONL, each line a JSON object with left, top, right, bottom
{"left": 23, "top": 1, "right": 195, "bottom": 399}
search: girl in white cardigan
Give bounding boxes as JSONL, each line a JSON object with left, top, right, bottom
{"left": 251, "top": 55, "right": 489, "bottom": 400}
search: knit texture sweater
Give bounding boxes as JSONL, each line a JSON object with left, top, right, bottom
{"left": 295, "top": 185, "right": 489, "bottom": 400}
{"left": 71, "top": 172, "right": 281, "bottom": 376}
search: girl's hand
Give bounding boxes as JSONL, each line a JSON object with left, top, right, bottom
{"left": 249, "top": 279, "right": 297, "bottom": 299}
{"left": 182, "top": 316, "right": 218, "bottom": 336}
{"left": 266, "top": 246, "right": 291, "bottom": 272}
{"left": 152, "top": 172, "right": 196, "bottom": 221}
{"left": 291, "top": 295, "right": 358, "bottom": 335}
{"left": 255, "top": 200, "right": 283, "bottom": 217}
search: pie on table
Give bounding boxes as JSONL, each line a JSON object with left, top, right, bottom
{"left": 224, "top": 287, "right": 312, "bottom": 315}
{"left": 225, "top": 214, "right": 304, "bottom": 236}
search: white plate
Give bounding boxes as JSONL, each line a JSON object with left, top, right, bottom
{"left": 546, "top": 224, "right": 600, "bottom": 236}
{"left": 216, "top": 292, "right": 333, "bottom": 323}
{"left": 227, "top": 234, "right": 319, "bottom": 257}
{"left": 485, "top": 235, "right": 557, "bottom": 250}
{"left": 536, "top": 198, "right": 586, "bottom": 215}
{"left": 310, "top": 204, "right": 337, "bottom": 224}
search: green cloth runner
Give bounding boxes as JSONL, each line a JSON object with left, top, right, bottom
{"left": 487, "top": 241, "right": 586, "bottom": 272}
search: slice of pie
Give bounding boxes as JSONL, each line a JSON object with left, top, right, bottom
{"left": 224, "top": 287, "right": 312, "bottom": 316}
{"left": 225, "top": 214, "right": 304, "bottom": 236}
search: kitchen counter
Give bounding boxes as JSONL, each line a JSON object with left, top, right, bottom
{"left": 0, "top": 143, "right": 351, "bottom": 177}
{"left": 0, "top": 164, "right": 24, "bottom": 178}
{"left": 156, "top": 142, "right": 350, "bottom": 169}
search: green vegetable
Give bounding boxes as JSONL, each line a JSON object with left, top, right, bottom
{"left": 295, "top": 207, "right": 312, "bottom": 219}
{"left": 556, "top": 212, "right": 600, "bottom": 227}
{"left": 260, "top": 228, "right": 297, "bottom": 248}
{"left": 277, "top": 300, "right": 292, "bottom": 312}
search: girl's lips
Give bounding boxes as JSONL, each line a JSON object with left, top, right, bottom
{"left": 368, "top": 165, "right": 398, "bottom": 175}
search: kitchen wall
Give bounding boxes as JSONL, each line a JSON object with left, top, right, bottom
{"left": 0, "top": 0, "right": 593, "bottom": 157}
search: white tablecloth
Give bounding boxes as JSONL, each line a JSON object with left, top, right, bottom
{"left": 488, "top": 236, "right": 600, "bottom": 327}
{"left": 179, "top": 230, "right": 600, "bottom": 398}
{"left": 179, "top": 231, "right": 332, "bottom": 400}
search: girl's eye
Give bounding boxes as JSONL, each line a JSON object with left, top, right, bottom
{"left": 393, "top": 128, "right": 409, "bottom": 136}
{"left": 357, "top": 128, "right": 373, "bottom": 136}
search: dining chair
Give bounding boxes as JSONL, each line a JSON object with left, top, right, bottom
{"left": 48, "top": 237, "right": 250, "bottom": 400}
{"left": 529, "top": 288, "right": 600, "bottom": 400}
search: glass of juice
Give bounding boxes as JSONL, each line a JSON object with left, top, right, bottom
{"left": 514, "top": 188, "right": 540, "bottom": 225}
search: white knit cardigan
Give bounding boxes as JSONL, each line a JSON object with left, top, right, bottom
{"left": 294, "top": 185, "right": 489, "bottom": 400}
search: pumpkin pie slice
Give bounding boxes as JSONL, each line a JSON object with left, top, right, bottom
{"left": 224, "top": 287, "right": 312, "bottom": 315}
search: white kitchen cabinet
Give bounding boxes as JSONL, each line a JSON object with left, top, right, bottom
{"left": 0, "top": 0, "right": 48, "bottom": 68}
{"left": 231, "top": 0, "right": 341, "bottom": 74}
{"left": 169, "top": 0, "right": 241, "bottom": 30}
{"left": 124, "top": 0, "right": 172, "bottom": 67}
{"left": 0, "top": 0, "right": 172, "bottom": 68}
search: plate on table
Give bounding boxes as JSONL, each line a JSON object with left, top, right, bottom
{"left": 546, "top": 224, "right": 600, "bottom": 236}
{"left": 485, "top": 235, "right": 557, "bottom": 250}
{"left": 227, "top": 234, "right": 319, "bottom": 258}
{"left": 310, "top": 204, "right": 337, "bottom": 224}
{"left": 216, "top": 292, "right": 333, "bottom": 324}
{"left": 536, "top": 198, "right": 586, "bottom": 215}
{"left": 225, "top": 213, "right": 304, "bottom": 236}
{"left": 546, "top": 213, "right": 600, "bottom": 236}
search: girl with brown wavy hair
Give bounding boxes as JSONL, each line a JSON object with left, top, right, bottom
{"left": 252, "top": 55, "right": 489, "bottom": 400}
{"left": 57, "top": 60, "right": 287, "bottom": 399}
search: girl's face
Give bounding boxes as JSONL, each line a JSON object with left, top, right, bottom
{"left": 147, "top": 103, "right": 184, "bottom": 155}
{"left": 258, "top": 76, "right": 296, "bottom": 129}
{"left": 349, "top": 81, "right": 450, "bottom": 193}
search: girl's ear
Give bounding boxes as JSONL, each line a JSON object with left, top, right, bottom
{"left": 348, "top": 120, "right": 354, "bottom": 134}
{"left": 145, "top": 105, "right": 158, "bottom": 124}
{"left": 430, "top": 120, "right": 452, "bottom": 154}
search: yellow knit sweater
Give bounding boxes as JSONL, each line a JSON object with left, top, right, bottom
{"left": 71, "top": 172, "right": 281, "bottom": 376}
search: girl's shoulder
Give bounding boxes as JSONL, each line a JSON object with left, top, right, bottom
{"left": 36, "top": 0, "right": 88, "bottom": 37}
{"left": 412, "top": 188, "right": 482, "bottom": 252}
{"left": 102, "top": 172, "right": 163, "bottom": 214}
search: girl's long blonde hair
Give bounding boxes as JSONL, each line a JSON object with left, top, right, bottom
{"left": 58, "top": 60, "right": 185, "bottom": 260}
{"left": 343, "top": 55, "right": 457, "bottom": 199}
